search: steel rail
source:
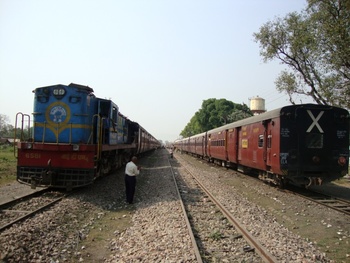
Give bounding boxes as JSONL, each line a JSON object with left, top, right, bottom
{"left": 167, "top": 157, "right": 203, "bottom": 263}
{"left": 285, "top": 188, "right": 350, "bottom": 216}
{"left": 0, "top": 188, "right": 49, "bottom": 209}
{"left": 0, "top": 195, "right": 65, "bottom": 232}
{"left": 0, "top": 189, "right": 71, "bottom": 233}
{"left": 177, "top": 154, "right": 279, "bottom": 263}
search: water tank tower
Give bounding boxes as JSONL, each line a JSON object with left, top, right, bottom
{"left": 249, "top": 96, "right": 266, "bottom": 115}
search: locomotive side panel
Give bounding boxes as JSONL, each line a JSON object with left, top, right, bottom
{"left": 116, "top": 111, "right": 128, "bottom": 144}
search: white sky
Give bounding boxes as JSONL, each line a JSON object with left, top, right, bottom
{"left": 0, "top": 0, "right": 312, "bottom": 142}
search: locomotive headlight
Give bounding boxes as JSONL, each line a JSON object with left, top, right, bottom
{"left": 53, "top": 88, "right": 66, "bottom": 96}
{"left": 26, "top": 143, "right": 33, "bottom": 149}
{"left": 72, "top": 144, "right": 80, "bottom": 151}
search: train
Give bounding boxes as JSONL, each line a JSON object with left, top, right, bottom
{"left": 14, "top": 83, "right": 160, "bottom": 190}
{"left": 174, "top": 104, "right": 349, "bottom": 188}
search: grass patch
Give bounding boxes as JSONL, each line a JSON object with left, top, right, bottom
{"left": 209, "top": 230, "right": 223, "bottom": 241}
{"left": 0, "top": 145, "right": 17, "bottom": 186}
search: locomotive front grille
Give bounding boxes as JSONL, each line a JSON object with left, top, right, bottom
{"left": 17, "top": 167, "right": 95, "bottom": 188}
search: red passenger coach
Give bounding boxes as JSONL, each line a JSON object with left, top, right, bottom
{"left": 175, "top": 104, "right": 349, "bottom": 188}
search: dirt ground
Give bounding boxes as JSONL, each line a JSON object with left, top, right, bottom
{"left": 74, "top": 208, "right": 135, "bottom": 262}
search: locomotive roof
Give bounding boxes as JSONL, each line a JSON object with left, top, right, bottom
{"left": 68, "top": 83, "right": 94, "bottom": 93}
{"left": 34, "top": 83, "right": 94, "bottom": 93}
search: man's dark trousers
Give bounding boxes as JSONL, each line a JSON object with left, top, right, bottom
{"left": 125, "top": 174, "right": 136, "bottom": 204}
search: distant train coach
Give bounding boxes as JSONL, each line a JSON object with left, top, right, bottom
{"left": 175, "top": 104, "right": 349, "bottom": 187}
{"left": 15, "top": 83, "right": 160, "bottom": 189}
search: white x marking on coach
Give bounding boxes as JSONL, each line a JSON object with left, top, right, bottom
{"left": 306, "top": 110, "right": 324, "bottom": 133}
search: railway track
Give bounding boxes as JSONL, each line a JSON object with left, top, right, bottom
{"left": 183, "top": 152, "right": 350, "bottom": 217}
{"left": 286, "top": 186, "right": 350, "bottom": 216}
{"left": 169, "top": 156, "right": 278, "bottom": 262}
{"left": 0, "top": 189, "right": 66, "bottom": 232}
{"left": 167, "top": 157, "right": 203, "bottom": 263}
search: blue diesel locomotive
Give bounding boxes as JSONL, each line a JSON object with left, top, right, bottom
{"left": 15, "top": 83, "right": 160, "bottom": 189}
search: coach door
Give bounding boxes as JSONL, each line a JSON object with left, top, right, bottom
{"left": 227, "top": 128, "right": 237, "bottom": 163}
{"left": 265, "top": 120, "right": 273, "bottom": 167}
{"left": 202, "top": 134, "right": 207, "bottom": 157}
{"left": 207, "top": 134, "right": 211, "bottom": 158}
{"left": 237, "top": 127, "right": 242, "bottom": 163}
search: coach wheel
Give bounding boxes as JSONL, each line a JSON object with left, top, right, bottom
{"left": 277, "top": 177, "right": 287, "bottom": 189}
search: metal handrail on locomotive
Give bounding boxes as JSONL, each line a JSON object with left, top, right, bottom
{"left": 14, "top": 83, "right": 160, "bottom": 190}
{"left": 174, "top": 104, "right": 349, "bottom": 188}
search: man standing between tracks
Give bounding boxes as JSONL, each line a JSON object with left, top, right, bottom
{"left": 125, "top": 156, "right": 140, "bottom": 204}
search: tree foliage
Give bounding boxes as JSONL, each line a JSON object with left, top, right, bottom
{"left": 0, "top": 114, "right": 13, "bottom": 138}
{"left": 180, "top": 99, "right": 252, "bottom": 137}
{"left": 253, "top": 0, "right": 350, "bottom": 109}
{"left": 0, "top": 114, "right": 30, "bottom": 139}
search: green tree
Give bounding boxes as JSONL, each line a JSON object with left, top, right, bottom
{"left": 0, "top": 114, "right": 12, "bottom": 137}
{"left": 181, "top": 115, "right": 201, "bottom": 137}
{"left": 0, "top": 114, "right": 31, "bottom": 139}
{"left": 253, "top": 0, "right": 350, "bottom": 109}
{"left": 180, "top": 99, "right": 252, "bottom": 137}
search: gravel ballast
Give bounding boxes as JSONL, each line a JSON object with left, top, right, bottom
{"left": 0, "top": 148, "right": 349, "bottom": 262}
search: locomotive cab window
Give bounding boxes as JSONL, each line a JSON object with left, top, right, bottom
{"left": 306, "top": 133, "right": 323, "bottom": 149}
{"left": 258, "top": 135, "right": 264, "bottom": 148}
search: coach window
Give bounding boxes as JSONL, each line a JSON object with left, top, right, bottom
{"left": 258, "top": 135, "right": 264, "bottom": 148}
{"left": 267, "top": 135, "right": 272, "bottom": 148}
